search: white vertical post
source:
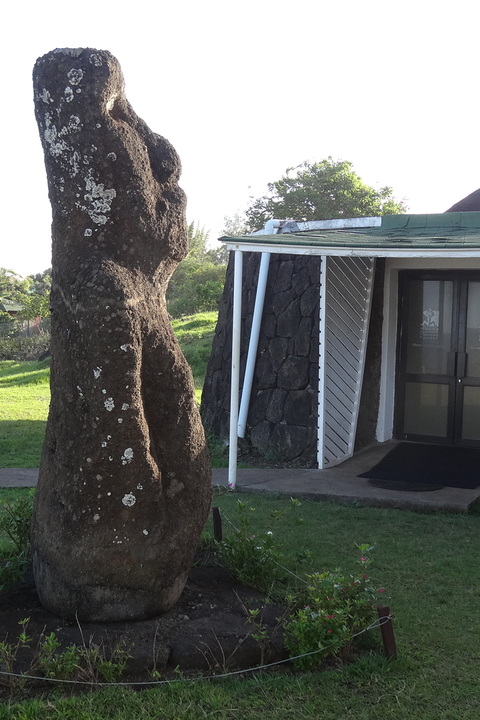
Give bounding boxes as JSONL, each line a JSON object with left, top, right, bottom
{"left": 237, "top": 252, "right": 271, "bottom": 437}
{"left": 228, "top": 250, "right": 243, "bottom": 489}
{"left": 317, "top": 256, "right": 328, "bottom": 469}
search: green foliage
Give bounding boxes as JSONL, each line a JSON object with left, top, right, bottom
{"left": 167, "top": 223, "right": 227, "bottom": 317}
{"left": 0, "top": 491, "right": 34, "bottom": 591}
{"left": 218, "top": 500, "right": 285, "bottom": 594}
{"left": 0, "top": 267, "right": 49, "bottom": 332}
{"left": 0, "top": 619, "right": 130, "bottom": 689}
{"left": 284, "top": 545, "right": 383, "bottom": 670}
{"left": 221, "top": 212, "right": 249, "bottom": 237}
{"left": 245, "top": 158, "right": 407, "bottom": 231}
{"left": 0, "top": 334, "right": 50, "bottom": 361}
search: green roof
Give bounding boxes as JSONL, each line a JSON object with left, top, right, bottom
{"left": 0, "top": 299, "right": 24, "bottom": 313}
{"left": 221, "top": 212, "right": 480, "bottom": 251}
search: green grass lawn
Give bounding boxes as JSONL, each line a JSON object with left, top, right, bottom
{"left": 0, "top": 361, "right": 50, "bottom": 467}
{"left": 1, "top": 490, "right": 480, "bottom": 717}
{"left": 0, "top": 312, "right": 218, "bottom": 468}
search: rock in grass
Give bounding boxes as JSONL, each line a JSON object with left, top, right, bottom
{"left": 31, "top": 48, "right": 211, "bottom": 621}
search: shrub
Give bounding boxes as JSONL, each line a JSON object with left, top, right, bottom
{"left": 0, "top": 492, "right": 35, "bottom": 591}
{"left": 0, "top": 334, "right": 50, "bottom": 361}
{"left": 284, "top": 545, "right": 385, "bottom": 669}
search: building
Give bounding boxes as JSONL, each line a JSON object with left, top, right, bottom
{"left": 201, "top": 208, "right": 480, "bottom": 486}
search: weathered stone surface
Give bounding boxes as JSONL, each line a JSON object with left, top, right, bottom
{"left": 277, "top": 356, "right": 309, "bottom": 390}
{"left": 31, "top": 48, "right": 211, "bottom": 621}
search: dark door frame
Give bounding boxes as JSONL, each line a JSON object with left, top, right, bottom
{"left": 395, "top": 269, "right": 480, "bottom": 447}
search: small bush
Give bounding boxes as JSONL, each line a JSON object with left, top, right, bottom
{"left": 0, "top": 335, "right": 50, "bottom": 361}
{"left": 284, "top": 546, "right": 386, "bottom": 669}
{"left": 0, "top": 492, "right": 34, "bottom": 591}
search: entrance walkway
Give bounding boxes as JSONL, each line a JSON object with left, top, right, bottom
{"left": 2, "top": 442, "right": 480, "bottom": 513}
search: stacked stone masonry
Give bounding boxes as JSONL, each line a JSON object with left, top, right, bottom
{"left": 201, "top": 254, "right": 384, "bottom": 467}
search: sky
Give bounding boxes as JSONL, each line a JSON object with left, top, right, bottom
{"left": 2, "top": 0, "right": 479, "bottom": 277}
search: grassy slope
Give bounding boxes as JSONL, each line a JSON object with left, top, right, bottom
{"left": 1, "top": 491, "right": 480, "bottom": 717}
{"left": 0, "top": 312, "right": 218, "bottom": 468}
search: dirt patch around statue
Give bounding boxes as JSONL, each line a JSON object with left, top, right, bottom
{"left": 0, "top": 554, "right": 289, "bottom": 695}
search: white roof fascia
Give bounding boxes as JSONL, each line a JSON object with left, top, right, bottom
{"left": 290, "top": 217, "right": 381, "bottom": 231}
{"left": 248, "top": 217, "right": 381, "bottom": 236}
{"left": 223, "top": 241, "right": 480, "bottom": 259}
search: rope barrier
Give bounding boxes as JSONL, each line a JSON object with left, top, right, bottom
{"left": 0, "top": 614, "right": 393, "bottom": 688}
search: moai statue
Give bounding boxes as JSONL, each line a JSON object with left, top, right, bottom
{"left": 31, "top": 48, "right": 211, "bottom": 621}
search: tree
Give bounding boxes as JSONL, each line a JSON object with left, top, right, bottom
{"left": 166, "top": 223, "right": 228, "bottom": 317}
{"left": 0, "top": 267, "right": 51, "bottom": 328}
{"left": 244, "top": 158, "right": 408, "bottom": 232}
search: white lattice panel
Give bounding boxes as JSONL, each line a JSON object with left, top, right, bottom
{"left": 318, "top": 256, "right": 375, "bottom": 468}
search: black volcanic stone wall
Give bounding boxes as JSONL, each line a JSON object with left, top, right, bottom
{"left": 201, "top": 254, "right": 384, "bottom": 467}
{"left": 201, "top": 252, "right": 320, "bottom": 466}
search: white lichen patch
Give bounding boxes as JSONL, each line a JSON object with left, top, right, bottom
{"left": 121, "top": 403, "right": 129, "bottom": 411}
{"left": 101, "top": 441, "right": 107, "bottom": 448}
{"left": 81, "top": 170, "right": 116, "bottom": 225}
{"left": 89, "top": 53, "right": 103, "bottom": 67}
{"left": 86, "top": 458, "right": 92, "bottom": 463}
{"left": 120, "top": 345, "right": 129, "bottom": 352}
{"left": 117, "top": 418, "right": 123, "bottom": 424}
{"left": 84, "top": 228, "right": 92, "bottom": 236}
{"left": 39, "top": 88, "right": 53, "bottom": 104}
{"left": 64, "top": 86, "right": 74, "bottom": 102}
{"left": 102, "top": 389, "right": 107, "bottom": 394}
{"left": 44, "top": 118, "right": 68, "bottom": 158}
{"left": 67, "top": 68, "right": 84, "bottom": 86}
{"left": 96, "top": 474, "right": 102, "bottom": 481}
{"left": 107, "top": 152, "right": 117, "bottom": 161}
{"left": 93, "top": 514, "right": 100, "bottom": 522}
{"left": 58, "top": 115, "right": 82, "bottom": 137}
{"left": 137, "top": 483, "right": 143, "bottom": 490}
{"left": 121, "top": 448, "right": 134, "bottom": 465}
{"left": 93, "top": 366, "right": 102, "bottom": 379}
{"left": 104, "top": 397, "right": 115, "bottom": 411}
{"left": 122, "top": 493, "right": 136, "bottom": 507}
{"left": 143, "top": 529, "right": 149, "bottom": 536}
{"left": 76, "top": 385, "right": 84, "bottom": 398}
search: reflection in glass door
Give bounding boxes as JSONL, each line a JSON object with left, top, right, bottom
{"left": 396, "top": 273, "right": 480, "bottom": 446}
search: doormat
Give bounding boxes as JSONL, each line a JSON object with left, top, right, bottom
{"left": 358, "top": 443, "right": 480, "bottom": 490}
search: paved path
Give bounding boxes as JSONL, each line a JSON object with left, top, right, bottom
{"left": 2, "top": 442, "right": 480, "bottom": 513}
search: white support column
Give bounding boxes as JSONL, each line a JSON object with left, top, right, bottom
{"left": 317, "top": 256, "right": 328, "bottom": 469}
{"left": 228, "top": 250, "right": 243, "bottom": 489}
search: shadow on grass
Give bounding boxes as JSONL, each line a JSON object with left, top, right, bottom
{"left": 0, "top": 361, "right": 50, "bottom": 387}
{"left": 0, "top": 420, "right": 46, "bottom": 468}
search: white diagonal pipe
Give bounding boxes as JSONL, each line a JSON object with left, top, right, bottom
{"left": 237, "top": 251, "right": 271, "bottom": 437}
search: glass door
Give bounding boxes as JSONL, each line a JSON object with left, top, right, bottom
{"left": 396, "top": 273, "right": 480, "bottom": 446}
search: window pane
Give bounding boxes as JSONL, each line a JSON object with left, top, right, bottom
{"left": 466, "top": 282, "right": 480, "bottom": 378}
{"left": 404, "top": 382, "right": 449, "bottom": 437}
{"left": 462, "top": 386, "right": 480, "bottom": 441}
{"left": 405, "top": 280, "right": 453, "bottom": 375}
